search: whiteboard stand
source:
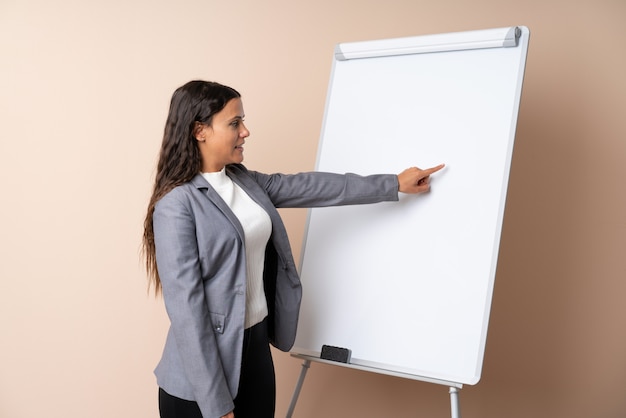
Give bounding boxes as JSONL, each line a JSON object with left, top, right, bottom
{"left": 288, "top": 25, "right": 529, "bottom": 418}
{"left": 285, "top": 355, "right": 463, "bottom": 418}
{"left": 449, "top": 387, "right": 462, "bottom": 418}
{"left": 285, "top": 358, "right": 311, "bottom": 418}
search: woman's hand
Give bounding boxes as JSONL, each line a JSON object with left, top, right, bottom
{"left": 397, "top": 164, "right": 445, "bottom": 194}
{"left": 221, "top": 412, "right": 235, "bottom": 418}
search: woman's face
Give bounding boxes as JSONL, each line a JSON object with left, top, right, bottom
{"left": 197, "top": 97, "right": 250, "bottom": 172}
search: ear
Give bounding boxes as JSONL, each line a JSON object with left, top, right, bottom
{"left": 194, "top": 122, "right": 209, "bottom": 142}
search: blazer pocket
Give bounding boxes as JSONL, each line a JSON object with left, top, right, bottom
{"left": 210, "top": 312, "right": 226, "bottom": 334}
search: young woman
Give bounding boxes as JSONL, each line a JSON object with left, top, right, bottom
{"left": 143, "top": 80, "right": 444, "bottom": 418}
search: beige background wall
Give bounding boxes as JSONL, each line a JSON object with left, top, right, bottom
{"left": 1, "top": 0, "right": 624, "bottom": 417}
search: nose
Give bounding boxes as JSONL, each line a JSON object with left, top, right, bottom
{"left": 240, "top": 122, "right": 250, "bottom": 138}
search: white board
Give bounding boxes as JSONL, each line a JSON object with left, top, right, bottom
{"left": 292, "top": 26, "right": 530, "bottom": 386}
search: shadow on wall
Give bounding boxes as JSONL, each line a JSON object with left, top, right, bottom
{"left": 477, "top": 64, "right": 623, "bottom": 416}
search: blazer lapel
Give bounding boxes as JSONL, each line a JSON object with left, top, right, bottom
{"left": 225, "top": 166, "right": 293, "bottom": 254}
{"left": 225, "top": 166, "right": 279, "bottom": 221}
{"left": 190, "top": 173, "right": 245, "bottom": 243}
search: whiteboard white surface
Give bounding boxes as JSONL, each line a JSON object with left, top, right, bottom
{"left": 292, "top": 27, "right": 529, "bottom": 386}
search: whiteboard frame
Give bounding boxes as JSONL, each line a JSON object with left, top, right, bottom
{"left": 292, "top": 26, "right": 530, "bottom": 387}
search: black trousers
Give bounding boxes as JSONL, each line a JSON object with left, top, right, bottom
{"left": 159, "top": 318, "right": 276, "bottom": 418}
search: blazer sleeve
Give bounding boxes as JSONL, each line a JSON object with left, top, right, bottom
{"left": 247, "top": 170, "right": 399, "bottom": 208}
{"left": 153, "top": 191, "right": 234, "bottom": 418}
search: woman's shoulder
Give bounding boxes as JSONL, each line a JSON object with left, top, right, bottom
{"left": 156, "top": 177, "right": 203, "bottom": 208}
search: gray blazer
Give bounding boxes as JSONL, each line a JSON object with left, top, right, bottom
{"left": 153, "top": 164, "right": 399, "bottom": 418}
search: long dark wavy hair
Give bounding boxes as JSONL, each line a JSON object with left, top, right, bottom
{"left": 142, "top": 80, "right": 241, "bottom": 294}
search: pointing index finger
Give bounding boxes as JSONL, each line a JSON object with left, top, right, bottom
{"left": 422, "top": 163, "right": 445, "bottom": 176}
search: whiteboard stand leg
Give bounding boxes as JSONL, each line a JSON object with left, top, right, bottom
{"left": 286, "top": 359, "right": 311, "bottom": 418}
{"left": 449, "top": 387, "right": 462, "bottom": 418}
